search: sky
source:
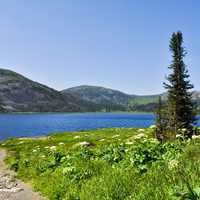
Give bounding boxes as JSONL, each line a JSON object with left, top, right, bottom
{"left": 0, "top": 0, "right": 199, "bottom": 95}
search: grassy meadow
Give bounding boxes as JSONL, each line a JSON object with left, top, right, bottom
{"left": 1, "top": 127, "right": 200, "bottom": 200}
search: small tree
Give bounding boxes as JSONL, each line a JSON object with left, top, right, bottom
{"left": 155, "top": 96, "right": 168, "bottom": 142}
{"left": 0, "top": 97, "right": 5, "bottom": 113}
{"left": 164, "top": 31, "right": 196, "bottom": 138}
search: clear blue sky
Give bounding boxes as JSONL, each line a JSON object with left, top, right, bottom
{"left": 0, "top": 0, "right": 199, "bottom": 95}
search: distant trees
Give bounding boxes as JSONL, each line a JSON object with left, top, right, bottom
{"left": 156, "top": 31, "right": 196, "bottom": 139}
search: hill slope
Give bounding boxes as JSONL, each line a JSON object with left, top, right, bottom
{"left": 0, "top": 69, "right": 97, "bottom": 112}
{"left": 62, "top": 85, "right": 132, "bottom": 111}
{"left": 63, "top": 85, "right": 200, "bottom": 112}
{"left": 62, "top": 85, "right": 160, "bottom": 112}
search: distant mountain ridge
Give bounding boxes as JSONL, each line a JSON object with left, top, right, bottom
{"left": 0, "top": 69, "right": 99, "bottom": 112}
{"left": 0, "top": 69, "right": 200, "bottom": 113}
{"left": 62, "top": 85, "right": 132, "bottom": 110}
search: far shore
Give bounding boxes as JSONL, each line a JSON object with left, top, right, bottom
{"left": 0, "top": 111, "right": 155, "bottom": 115}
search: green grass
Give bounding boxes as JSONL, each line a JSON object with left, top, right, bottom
{"left": 1, "top": 127, "right": 200, "bottom": 200}
{"left": 129, "top": 95, "right": 159, "bottom": 106}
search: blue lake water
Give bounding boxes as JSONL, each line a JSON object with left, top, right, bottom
{"left": 0, "top": 113, "right": 199, "bottom": 140}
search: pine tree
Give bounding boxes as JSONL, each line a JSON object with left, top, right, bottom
{"left": 164, "top": 31, "right": 196, "bottom": 138}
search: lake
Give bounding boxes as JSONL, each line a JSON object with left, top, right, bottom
{"left": 0, "top": 113, "right": 199, "bottom": 140}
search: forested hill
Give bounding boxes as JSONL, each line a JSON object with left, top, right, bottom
{"left": 62, "top": 85, "right": 161, "bottom": 112}
{"left": 0, "top": 69, "right": 99, "bottom": 112}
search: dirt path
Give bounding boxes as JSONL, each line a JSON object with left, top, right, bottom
{"left": 0, "top": 150, "right": 47, "bottom": 200}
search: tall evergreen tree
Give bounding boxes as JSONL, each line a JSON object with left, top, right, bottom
{"left": 164, "top": 31, "right": 196, "bottom": 138}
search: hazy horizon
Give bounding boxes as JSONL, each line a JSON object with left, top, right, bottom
{"left": 0, "top": 1, "right": 200, "bottom": 95}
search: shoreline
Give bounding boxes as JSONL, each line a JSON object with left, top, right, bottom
{"left": 0, "top": 127, "right": 141, "bottom": 142}
{"left": 0, "top": 111, "right": 154, "bottom": 115}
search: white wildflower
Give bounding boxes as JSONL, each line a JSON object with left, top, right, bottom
{"left": 63, "top": 166, "right": 75, "bottom": 175}
{"left": 125, "top": 141, "right": 134, "bottom": 145}
{"left": 79, "top": 141, "right": 91, "bottom": 147}
{"left": 73, "top": 141, "right": 91, "bottom": 148}
{"left": 50, "top": 146, "right": 57, "bottom": 150}
{"left": 168, "top": 159, "right": 179, "bottom": 169}
{"left": 74, "top": 135, "right": 80, "bottom": 139}
{"left": 112, "top": 134, "right": 120, "bottom": 138}
{"left": 138, "top": 129, "right": 145, "bottom": 132}
{"left": 135, "top": 133, "right": 146, "bottom": 139}
{"left": 192, "top": 135, "right": 200, "bottom": 139}
{"left": 149, "top": 125, "right": 156, "bottom": 129}
{"left": 181, "top": 128, "right": 187, "bottom": 132}
{"left": 32, "top": 149, "right": 37, "bottom": 153}
{"left": 176, "top": 134, "right": 182, "bottom": 138}
{"left": 59, "top": 142, "right": 64, "bottom": 145}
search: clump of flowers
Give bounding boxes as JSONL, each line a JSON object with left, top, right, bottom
{"left": 168, "top": 159, "right": 179, "bottom": 169}
{"left": 138, "top": 129, "right": 145, "bottom": 133}
{"left": 50, "top": 146, "right": 57, "bottom": 151}
{"left": 125, "top": 141, "right": 134, "bottom": 145}
{"left": 112, "top": 134, "right": 120, "bottom": 138}
{"left": 149, "top": 125, "right": 156, "bottom": 129}
{"left": 74, "top": 135, "right": 80, "bottom": 139}
{"left": 176, "top": 134, "right": 186, "bottom": 141}
{"left": 134, "top": 133, "right": 147, "bottom": 140}
{"left": 18, "top": 141, "right": 24, "bottom": 145}
{"left": 176, "top": 134, "right": 182, "bottom": 138}
{"left": 192, "top": 135, "right": 200, "bottom": 139}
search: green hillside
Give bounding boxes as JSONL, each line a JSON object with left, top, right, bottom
{"left": 129, "top": 95, "right": 159, "bottom": 105}
{"left": 63, "top": 85, "right": 161, "bottom": 112}
{"left": 0, "top": 69, "right": 100, "bottom": 112}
